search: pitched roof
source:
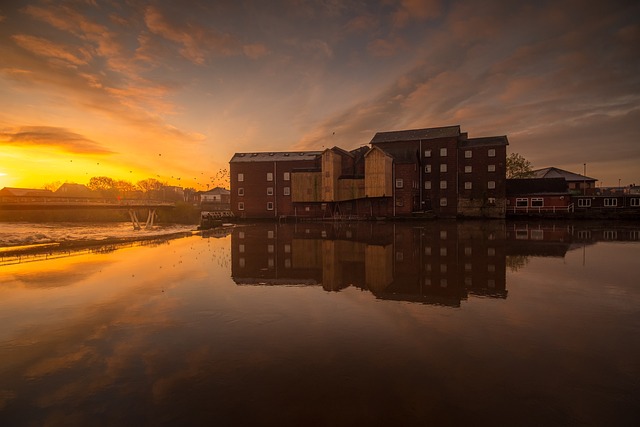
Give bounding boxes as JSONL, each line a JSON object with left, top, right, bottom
{"left": 202, "top": 187, "right": 230, "bottom": 195}
{"left": 230, "top": 151, "right": 321, "bottom": 163}
{"left": 531, "top": 167, "right": 597, "bottom": 182}
{"left": 506, "top": 178, "right": 569, "bottom": 196}
{"left": 0, "top": 187, "right": 54, "bottom": 197}
{"left": 459, "top": 136, "right": 509, "bottom": 147}
{"left": 370, "top": 125, "right": 461, "bottom": 144}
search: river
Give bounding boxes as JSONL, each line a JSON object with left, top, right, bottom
{"left": 0, "top": 220, "right": 639, "bottom": 426}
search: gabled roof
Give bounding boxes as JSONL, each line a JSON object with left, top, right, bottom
{"left": 202, "top": 187, "right": 230, "bottom": 195}
{"left": 370, "top": 125, "right": 461, "bottom": 144}
{"left": 506, "top": 178, "right": 569, "bottom": 196}
{"left": 459, "top": 136, "right": 509, "bottom": 147}
{"left": 532, "top": 167, "right": 597, "bottom": 182}
{"left": 230, "top": 151, "right": 321, "bottom": 163}
{"left": 0, "top": 187, "right": 53, "bottom": 197}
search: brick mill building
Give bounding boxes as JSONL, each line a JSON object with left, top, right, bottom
{"left": 229, "top": 125, "right": 508, "bottom": 219}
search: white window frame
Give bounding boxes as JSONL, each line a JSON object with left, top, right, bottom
{"left": 238, "top": 188, "right": 244, "bottom": 196}
{"left": 424, "top": 181, "right": 431, "bottom": 190}
{"left": 424, "top": 149, "right": 432, "bottom": 157}
{"left": 440, "top": 147, "right": 447, "bottom": 157}
{"left": 396, "top": 179, "right": 404, "bottom": 188}
{"left": 440, "top": 163, "right": 447, "bottom": 173}
{"left": 283, "top": 172, "right": 290, "bottom": 181}
{"left": 531, "top": 198, "right": 544, "bottom": 207}
{"left": 440, "top": 197, "right": 447, "bottom": 206}
{"left": 267, "top": 187, "right": 274, "bottom": 196}
{"left": 464, "top": 166, "right": 472, "bottom": 173}
{"left": 424, "top": 165, "right": 431, "bottom": 173}
{"left": 604, "top": 198, "right": 617, "bottom": 207}
{"left": 464, "top": 181, "right": 472, "bottom": 190}
{"left": 267, "top": 201, "right": 274, "bottom": 210}
{"left": 516, "top": 198, "right": 528, "bottom": 207}
{"left": 488, "top": 164, "right": 496, "bottom": 172}
{"left": 465, "top": 150, "right": 472, "bottom": 158}
{"left": 440, "top": 180, "right": 447, "bottom": 189}
{"left": 578, "top": 198, "right": 591, "bottom": 207}
{"left": 631, "top": 198, "right": 640, "bottom": 207}
{"left": 283, "top": 187, "right": 290, "bottom": 196}
{"left": 238, "top": 173, "right": 244, "bottom": 182}
{"left": 488, "top": 181, "right": 496, "bottom": 189}
{"left": 238, "top": 202, "right": 244, "bottom": 210}
{"left": 488, "top": 149, "right": 496, "bottom": 157}
{"left": 267, "top": 172, "right": 273, "bottom": 181}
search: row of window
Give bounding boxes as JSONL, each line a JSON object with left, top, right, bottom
{"left": 419, "top": 180, "right": 496, "bottom": 190}
{"left": 577, "top": 198, "right": 640, "bottom": 207}
{"left": 423, "top": 148, "right": 496, "bottom": 158}
{"left": 237, "top": 172, "right": 291, "bottom": 182}
{"left": 237, "top": 187, "right": 291, "bottom": 196}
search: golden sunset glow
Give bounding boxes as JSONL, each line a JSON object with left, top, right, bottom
{"left": 1, "top": 0, "right": 638, "bottom": 189}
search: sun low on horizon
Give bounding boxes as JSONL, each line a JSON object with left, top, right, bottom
{"left": 1, "top": 0, "right": 638, "bottom": 191}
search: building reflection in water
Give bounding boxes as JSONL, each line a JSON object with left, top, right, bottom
{"left": 231, "top": 220, "right": 640, "bottom": 307}
{"left": 231, "top": 221, "right": 509, "bottom": 307}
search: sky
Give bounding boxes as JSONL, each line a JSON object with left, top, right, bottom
{"left": 0, "top": 0, "right": 638, "bottom": 190}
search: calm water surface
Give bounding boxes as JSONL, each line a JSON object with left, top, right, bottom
{"left": 0, "top": 221, "right": 638, "bottom": 426}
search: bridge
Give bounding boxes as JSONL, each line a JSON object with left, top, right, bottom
{"left": 0, "top": 196, "right": 175, "bottom": 230}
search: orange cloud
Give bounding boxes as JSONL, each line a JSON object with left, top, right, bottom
{"left": 0, "top": 126, "right": 113, "bottom": 154}
{"left": 11, "top": 34, "right": 92, "bottom": 67}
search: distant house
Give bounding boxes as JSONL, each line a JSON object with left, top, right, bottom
{"left": 200, "top": 187, "right": 231, "bottom": 212}
{"left": 55, "top": 183, "right": 97, "bottom": 198}
{"left": 201, "top": 187, "right": 230, "bottom": 204}
{"left": 506, "top": 178, "right": 572, "bottom": 215}
{"left": 0, "top": 187, "right": 54, "bottom": 198}
{"left": 531, "top": 167, "right": 597, "bottom": 193}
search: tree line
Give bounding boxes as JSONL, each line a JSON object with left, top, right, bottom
{"left": 43, "top": 177, "right": 197, "bottom": 201}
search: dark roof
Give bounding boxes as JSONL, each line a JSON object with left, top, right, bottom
{"left": 506, "top": 178, "right": 569, "bottom": 196}
{"left": 370, "top": 125, "right": 461, "bottom": 144}
{"left": 459, "top": 136, "right": 509, "bottom": 148}
{"left": 230, "top": 151, "right": 321, "bottom": 163}
{"left": 0, "top": 187, "right": 53, "bottom": 197}
{"left": 374, "top": 145, "right": 420, "bottom": 163}
{"left": 202, "top": 187, "right": 230, "bottom": 195}
{"left": 532, "top": 167, "right": 597, "bottom": 182}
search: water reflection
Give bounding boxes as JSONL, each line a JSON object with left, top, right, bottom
{"left": 231, "top": 221, "right": 640, "bottom": 307}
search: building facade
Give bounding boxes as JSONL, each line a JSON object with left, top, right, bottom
{"left": 229, "top": 125, "right": 509, "bottom": 219}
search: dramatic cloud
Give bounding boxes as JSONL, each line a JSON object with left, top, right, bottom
{"left": 0, "top": 126, "right": 113, "bottom": 154}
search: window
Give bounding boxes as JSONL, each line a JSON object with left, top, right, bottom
{"left": 267, "top": 172, "right": 273, "bottom": 181}
{"left": 464, "top": 246, "right": 472, "bottom": 256}
{"left": 267, "top": 230, "right": 274, "bottom": 238}
{"left": 238, "top": 188, "right": 244, "bottom": 196}
{"left": 488, "top": 181, "right": 496, "bottom": 189}
{"left": 465, "top": 150, "right": 472, "bottom": 158}
{"left": 239, "top": 244, "right": 245, "bottom": 253}
{"left": 440, "top": 180, "right": 447, "bottom": 189}
{"left": 531, "top": 198, "right": 544, "bottom": 207}
{"left": 604, "top": 198, "right": 617, "bottom": 207}
{"left": 578, "top": 198, "right": 591, "bottom": 207}
{"left": 440, "top": 148, "right": 447, "bottom": 157}
{"left": 284, "top": 187, "right": 290, "bottom": 196}
{"left": 283, "top": 172, "right": 290, "bottom": 181}
{"left": 440, "top": 248, "right": 447, "bottom": 256}
{"left": 465, "top": 263, "right": 472, "bottom": 271}
{"left": 440, "top": 164, "right": 447, "bottom": 173}
{"left": 487, "top": 197, "right": 496, "bottom": 205}
{"left": 488, "top": 164, "right": 496, "bottom": 172}
{"left": 488, "top": 248, "right": 495, "bottom": 256}
{"left": 516, "top": 198, "right": 528, "bottom": 207}
{"left": 396, "top": 179, "right": 404, "bottom": 188}
{"left": 238, "top": 202, "right": 244, "bottom": 210}
{"left": 239, "top": 231, "right": 245, "bottom": 239}
{"left": 267, "top": 202, "right": 274, "bottom": 210}
{"left": 464, "top": 182, "right": 472, "bottom": 190}
{"left": 424, "top": 165, "right": 432, "bottom": 173}
{"left": 631, "top": 198, "right": 640, "bottom": 207}
{"left": 238, "top": 173, "right": 244, "bottom": 182}
{"left": 267, "top": 244, "right": 274, "bottom": 253}
{"left": 424, "top": 149, "right": 432, "bottom": 157}
{"left": 465, "top": 166, "right": 472, "bottom": 173}
{"left": 267, "top": 187, "right": 273, "bottom": 195}
{"left": 424, "top": 181, "right": 432, "bottom": 190}
{"left": 488, "top": 149, "right": 496, "bottom": 157}
{"left": 440, "top": 197, "right": 447, "bottom": 206}
{"left": 531, "top": 230, "right": 544, "bottom": 240}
